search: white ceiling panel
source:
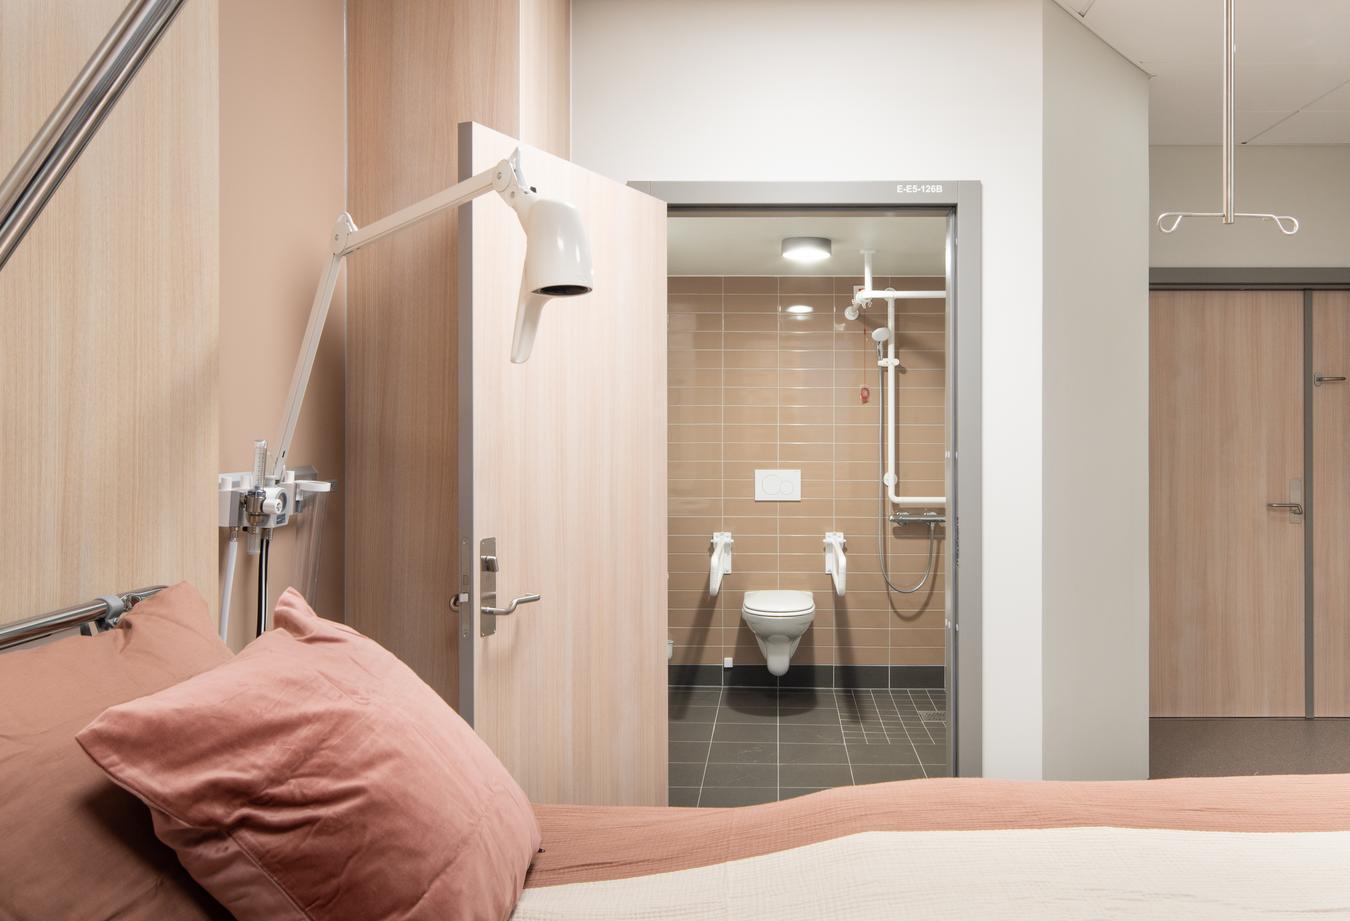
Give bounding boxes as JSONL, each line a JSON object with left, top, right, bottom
{"left": 1052, "top": 0, "right": 1350, "bottom": 145}
{"left": 1254, "top": 108, "right": 1350, "bottom": 145}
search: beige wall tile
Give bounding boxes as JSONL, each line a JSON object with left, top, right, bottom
{"left": 669, "top": 276, "right": 723, "bottom": 294}
{"left": 724, "top": 276, "right": 778, "bottom": 294}
{"left": 667, "top": 273, "right": 947, "bottom": 675}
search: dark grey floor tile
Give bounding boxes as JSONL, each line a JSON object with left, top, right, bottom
{"left": 669, "top": 688, "right": 722, "bottom": 706}
{"left": 702, "top": 761, "right": 777, "bottom": 787}
{"left": 668, "top": 740, "right": 711, "bottom": 763}
{"left": 713, "top": 721, "right": 777, "bottom": 743}
{"left": 722, "top": 687, "right": 779, "bottom": 706}
{"left": 912, "top": 743, "right": 948, "bottom": 764}
{"left": 716, "top": 705, "right": 778, "bottom": 723}
{"left": 780, "top": 762, "right": 853, "bottom": 787}
{"left": 708, "top": 741, "right": 777, "bottom": 764}
{"left": 698, "top": 787, "right": 778, "bottom": 807}
{"left": 779, "top": 742, "right": 849, "bottom": 764}
{"left": 846, "top": 742, "right": 921, "bottom": 765}
{"left": 668, "top": 787, "right": 701, "bottom": 807}
{"left": 778, "top": 689, "right": 837, "bottom": 707}
{"left": 669, "top": 705, "right": 720, "bottom": 723}
{"left": 669, "top": 721, "right": 715, "bottom": 742}
{"left": 668, "top": 762, "right": 707, "bottom": 787}
{"left": 780, "top": 722, "right": 844, "bottom": 744}
{"left": 779, "top": 787, "right": 829, "bottom": 801}
{"left": 778, "top": 706, "right": 842, "bottom": 725}
{"left": 850, "top": 763, "right": 927, "bottom": 783}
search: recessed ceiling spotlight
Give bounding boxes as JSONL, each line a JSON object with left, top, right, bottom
{"left": 781, "top": 236, "right": 831, "bottom": 264}
{"left": 784, "top": 304, "right": 814, "bottom": 315}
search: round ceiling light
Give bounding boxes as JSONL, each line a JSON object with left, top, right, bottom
{"left": 781, "top": 236, "right": 831, "bottom": 264}
{"left": 784, "top": 304, "right": 814, "bottom": 315}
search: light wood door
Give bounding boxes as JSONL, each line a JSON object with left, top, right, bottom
{"left": 460, "top": 124, "right": 668, "bottom": 805}
{"left": 1314, "top": 292, "right": 1350, "bottom": 715}
{"left": 1150, "top": 291, "right": 1305, "bottom": 717}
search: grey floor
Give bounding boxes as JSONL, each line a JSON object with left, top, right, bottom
{"left": 1150, "top": 717, "right": 1350, "bottom": 778}
{"left": 669, "top": 685, "right": 950, "bottom": 807}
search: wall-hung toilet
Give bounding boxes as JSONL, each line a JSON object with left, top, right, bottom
{"left": 741, "top": 590, "right": 815, "bottom": 677}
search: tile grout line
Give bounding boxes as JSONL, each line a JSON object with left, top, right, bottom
{"left": 835, "top": 689, "right": 857, "bottom": 786}
{"left": 894, "top": 689, "right": 928, "bottom": 778}
{"left": 775, "top": 687, "right": 781, "bottom": 801}
{"left": 695, "top": 685, "right": 724, "bottom": 807}
{"left": 871, "top": 689, "right": 893, "bottom": 745}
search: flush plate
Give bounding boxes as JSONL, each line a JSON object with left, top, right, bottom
{"left": 755, "top": 468, "right": 801, "bottom": 502}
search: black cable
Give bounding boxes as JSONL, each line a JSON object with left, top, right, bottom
{"left": 256, "top": 534, "right": 271, "bottom": 637}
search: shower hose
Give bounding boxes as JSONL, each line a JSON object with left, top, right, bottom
{"left": 877, "top": 362, "right": 940, "bottom": 595}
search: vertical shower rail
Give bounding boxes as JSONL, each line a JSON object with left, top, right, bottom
{"left": 0, "top": 0, "right": 188, "bottom": 272}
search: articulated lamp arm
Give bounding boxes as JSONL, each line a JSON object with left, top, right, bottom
{"left": 269, "top": 157, "right": 524, "bottom": 483}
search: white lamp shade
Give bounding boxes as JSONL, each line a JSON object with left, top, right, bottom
{"left": 510, "top": 196, "right": 594, "bottom": 362}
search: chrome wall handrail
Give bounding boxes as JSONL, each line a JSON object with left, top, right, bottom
{"left": 0, "top": 0, "right": 188, "bottom": 272}
{"left": 0, "top": 585, "right": 167, "bottom": 651}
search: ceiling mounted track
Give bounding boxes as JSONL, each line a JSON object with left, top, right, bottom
{"left": 1156, "top": 0, "right": 1299, "bottom": 235}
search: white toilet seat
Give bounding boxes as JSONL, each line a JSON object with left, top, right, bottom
{"left": 742, "top": 589, "right": 815, "bottom": 617}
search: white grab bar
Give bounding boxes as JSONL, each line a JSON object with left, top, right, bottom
{"left": 878, "top": 283, "right": 946, "bottom": 510}
{"left": 823, "top": 531, "right": 847, "bottom": 595}
{"left": 709, "top": 531, "right": 733, "bottom": 597}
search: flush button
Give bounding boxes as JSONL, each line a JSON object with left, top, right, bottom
{"left": 755, "top": 469, "right": 801, "bottom": 502}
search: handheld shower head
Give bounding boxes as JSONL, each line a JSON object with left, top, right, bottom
{"left": 871, "top": 327, "right": 891, "bottom": 343}
{"left": 506, "top": 190, "right": 595, "bottom": 363}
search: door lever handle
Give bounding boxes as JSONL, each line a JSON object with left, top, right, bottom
{"left": 1267, "top": 501, "right": 1304, "bottom": 515}
{"left": 1314, "top": 374, "right": 1347, "bottom": 386}
{"left": 482, "top": 593, "right": 541, "bottom": 616}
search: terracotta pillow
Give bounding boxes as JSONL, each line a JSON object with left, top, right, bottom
{"left": 78, "top": 587, "right": 541, "bottom": 921}
{"left": 0, "top": 581, "right": 233, "bottom": 921}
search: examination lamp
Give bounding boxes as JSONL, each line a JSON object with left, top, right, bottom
{"left": 271, "top": 150, "right": 593, "bottom": 484}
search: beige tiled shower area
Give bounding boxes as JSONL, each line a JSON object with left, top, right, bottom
{"left": 668, "top": 274, "right": 947, "bottom": 675}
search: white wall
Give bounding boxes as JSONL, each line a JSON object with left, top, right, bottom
{"left": 573, "top": 0, "right": 1048, "bottom": 777}
{"left": 1151, "top": 145, "right": 1350, "bottom": 267}
{"left": 1042, "top": 1, "right": 1150, "bottom": 780}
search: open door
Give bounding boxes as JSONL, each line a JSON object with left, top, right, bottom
{"left": 457, "top": 124, "right": 668, "bottom": 805}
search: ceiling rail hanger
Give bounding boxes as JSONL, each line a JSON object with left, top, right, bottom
{"left": 1156, "top": 0, "right": 1299, "bottom": 235}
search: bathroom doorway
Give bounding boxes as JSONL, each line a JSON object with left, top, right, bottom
{"left": 636, "top": 180, "right": 983, "bottom": 803}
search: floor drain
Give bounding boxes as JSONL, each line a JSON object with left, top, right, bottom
{"left": 917, "top": 710, "right": 946, "bottom": 723}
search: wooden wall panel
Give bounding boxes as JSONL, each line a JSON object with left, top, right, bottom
{"left": 346, "top": 0, "right": 569, "bottom": 702}
{"left": 519, "top": 0, "right": 571, "bottom": 157}
{"left": 1313, "top": 292, "right": 1350, "bottom": 715}
{"left": 1150, "top": 291, "right": 1304, "bottom": 717}
{"left": 467, "top": 123, "right": 667, "bottom": 806}
{"left": 0, "top": 0, "right": 218, "bottom": 623}
{"left": 219, "top": 0, "right": 347, "bottom": 646}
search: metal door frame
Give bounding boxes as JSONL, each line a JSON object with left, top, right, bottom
{"left": 633, "top": 179, "right": 983, "bottom": 777}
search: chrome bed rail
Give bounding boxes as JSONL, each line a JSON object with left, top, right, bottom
{"left": 0, "top": 0, "right": 188, "bottom": 272}
{"left": 0, "top": 585, "right": 167, "bottom": 651}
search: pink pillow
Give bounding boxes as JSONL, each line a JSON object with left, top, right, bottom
{"left": 78, "top": 588, "right": 540, "bottom": 921}
{"left": 0, "top": 582, "right": 233, "bottom": 921}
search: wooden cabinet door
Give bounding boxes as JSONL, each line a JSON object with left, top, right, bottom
{"left": 458, "top": 123, "right": 668, "bottom": 804}
{"left": 1150, "top": 291, "right": 1304, "bottom": 717}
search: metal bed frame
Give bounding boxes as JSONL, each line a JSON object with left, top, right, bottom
{"left": 0, "top": 585, "right": 167, "bottom": 652}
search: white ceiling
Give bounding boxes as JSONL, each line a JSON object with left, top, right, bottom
{"left": 1053, "top": 0, "right": 1350, "bottom": 145}
{"left": 668, "top": 214, "right": 947, "bottom": 277}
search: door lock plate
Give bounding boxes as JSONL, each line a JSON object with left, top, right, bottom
{"left": 480, "top": 537, "right": 499, "bottom": 637}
